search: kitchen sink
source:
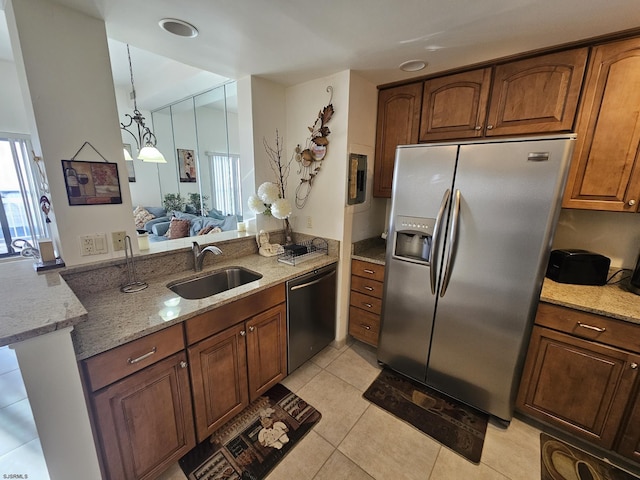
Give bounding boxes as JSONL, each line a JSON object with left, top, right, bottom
{"left": 167, "top": 267, "right": 263, "bottom": 300}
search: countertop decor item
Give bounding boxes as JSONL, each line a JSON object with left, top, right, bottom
{"left": 248, "top": 130, "right": 294, "bottom": 244}
{"left": 294, "top": 86, "right": 334, "bottom": 209}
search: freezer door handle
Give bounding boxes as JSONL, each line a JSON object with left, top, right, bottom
{"left": 430, "top": 189, "right": 451, "bottom": 294}
{"left": 440, "top": 189, "right": 461, "bottom": 297}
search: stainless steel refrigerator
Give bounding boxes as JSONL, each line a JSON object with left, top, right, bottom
{"left": 377, "top": 135, "right": 576, "bottom": 422}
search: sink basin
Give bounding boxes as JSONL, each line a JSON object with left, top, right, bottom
{"left": 167, "top": 267, "right": 263, "bottom": 300}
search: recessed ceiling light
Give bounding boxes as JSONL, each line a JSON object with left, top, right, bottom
{"left": 399, "top": 60, "right": 427, "bottom": 72}
{"left": 159, "top": 18, "right": 199, "bottom": 38}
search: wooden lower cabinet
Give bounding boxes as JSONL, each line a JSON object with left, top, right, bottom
{"left": 517, "top": 303, "right": 640, "bottom": 460}
{"left": 189, "top": 302, "right": 287, "bottom": 442}
{"left": 188, "top": 324, "right": 249, "bottom": 442}
{"left": 92, "top": 351, "right": 196, "bottom": 480}
{"left": 349, "top": 259, "right": 385, "bottom": 346}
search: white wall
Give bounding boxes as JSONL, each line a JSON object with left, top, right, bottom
{"left": 285, "top": 71, "right": 350, "bottom": 240}
{"left": 553, "top": 209, "right": 640, "bottom": 268}
{"left": 0, "top": 59, "right": 29, "bottom": 134}
{"left": 7, "top": 0, "right": 136, "bottom": 266}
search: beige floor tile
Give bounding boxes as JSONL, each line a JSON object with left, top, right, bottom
{"left": 481, "top": 417, "right": 541, "bottom": 480}
{"left": 314, "top": 450, "right": 375, "bottom": 480}
{"left": 296, "top": 370, "right": 369, "bottom": 447}
{"left": 339, "top": 405, "right": 441, "bottom": 480}
{"left": 156, "top": 462, "right": 187, "bottom": 480}
{"left": 429, "top": 447, "right": 509, "bottom": 480}
{"left": 265, "top": 430, "right": 334, "bottom": 480}
{"left": 310, "top": 345, "right": 343, "bottom": 368}
{"left": 0, "top": 399, "right": 38, "bottom": 456}
{"left": 325, "top": 346, "right": 381, "bottom": 392}
{"left": 281, "top": 361, "right": 322, "bottom": 393}
{"left": 0, "top": 369, "right": 27, "bottom": 409}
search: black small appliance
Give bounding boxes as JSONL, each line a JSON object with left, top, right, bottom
{"left": 630, "top": 251, "right": 640, "bottom": 295}
{"left": 546, "top": 249, "right": 610, "bottom": 286}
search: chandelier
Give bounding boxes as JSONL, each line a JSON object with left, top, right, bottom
{"left": 120, "top": 44, "right": 166, "bottom": 163}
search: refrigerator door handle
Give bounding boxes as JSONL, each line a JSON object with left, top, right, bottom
{"left": 440, "top": 189, "right": 461, "bottom": 297}
{"left": 430, "top": 189, "right": 451, "bottom": 294}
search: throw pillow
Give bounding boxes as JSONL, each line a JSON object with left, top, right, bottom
{"left": 133, "top": 206, "right": 155, "bottom": 229}
{"left": 197, "top": 225, "right": 215, "bottom": 236}
{"left": 165, "top": 218, "right": 191, "bottom": 239}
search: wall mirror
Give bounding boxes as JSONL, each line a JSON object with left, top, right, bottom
{"left": 126, "top": 82, "right": 251, "bottom": 251}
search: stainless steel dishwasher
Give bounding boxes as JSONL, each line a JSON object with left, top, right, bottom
{"left": 286, "top": 263, "right": 337, "bottom": 373}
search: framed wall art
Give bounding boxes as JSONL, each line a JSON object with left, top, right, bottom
{"left": 178, "top": 148, "right": 196, "bottom": 182}
{"left": 62, "top": 160, "right": 122, "bottom": 205}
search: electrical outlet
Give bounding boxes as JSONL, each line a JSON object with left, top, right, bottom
{"left": 112, "top": 231, "right": 127, "bottom": 251}
{"left": 306, "top": 216, "right": 312, "bottom": 228}
{"left": 80, "top": 235, "right": 95, "bottom": 256}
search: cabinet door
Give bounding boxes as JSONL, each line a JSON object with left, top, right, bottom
{"left": 617, "top": 369, "right": 640, "bottom": 462}
{"left": 486, "top": 48, "right": 588, "bottom": 136}
{"left": 373, "top": 83, "right": 423, "bottom": 197}
{"left": 246, "top": 303, "right": 287, "bottom": 401}
{"left": 516, "top": 326, "right": 637, "bottom": 449}
{"left": 188, "top": 324, "right": 249, "bottom": 442}
{"left": 92, "top": 352, "right": 195, "bottom": 480}
{"left": 563, "top": 38, "right": 640, "bottom": 211}
{"left": 419, "top": 68, "right": 492, "bottom": 141}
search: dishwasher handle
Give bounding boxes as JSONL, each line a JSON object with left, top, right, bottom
{"left": 289, "top": 269, "right": 336, "bottom": 291}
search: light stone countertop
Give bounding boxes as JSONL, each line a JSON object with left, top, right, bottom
{"left": 0, "top": 258, "right": 87, "bottom": 346}
{"left": 540, "top": 277, "right": 640, "bottom": 324}
{"left": 72, "top": 253, "right": 338, "bottom": 360}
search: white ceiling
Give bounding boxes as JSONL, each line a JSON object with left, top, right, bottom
{"left": 2, "top": 0, "right": 640, "bottom": 110}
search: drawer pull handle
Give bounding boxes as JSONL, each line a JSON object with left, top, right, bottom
{"left": 127, "top": 347, "right": 157, "bottom": 364}
{"left": 363, "top": 302, "right": 373, "bottom": 308}
{"left": 363, "top": 269, "right": 375, "bottom": 274}
{"left": 364, "top": 286, "right": 374, "bottom": 291}
{"left": 631, "top": 363, "right": 638, "bottom": 370}
{"left": 577, "top": 322, "right": 606, "bottom": 333}
{"left": 359, "top": 323, "right": 371, "bottom": 330}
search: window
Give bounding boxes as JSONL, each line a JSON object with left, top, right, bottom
{"left": 0, "top": 134, "right": 47, "bottom": 258}
{"left": 208, "top": 152, "right": 242, "bottom": 217}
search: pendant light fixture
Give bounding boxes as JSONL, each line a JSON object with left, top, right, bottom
{"left": 120, "top": 44, "right": 166, "bottom": 163}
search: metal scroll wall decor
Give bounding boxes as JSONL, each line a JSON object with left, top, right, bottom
{"left": 294, "top": 86, "right": 334, "bottom": 209}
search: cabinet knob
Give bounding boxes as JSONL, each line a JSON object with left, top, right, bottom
{"left": 475, "top": 125, "right": 482, "bottom": 131}
{"left": 631, "top": 363, "right": 638, "bottom": 369}
{"left": 628, "top": 199, "right": 637, "bottom": 206}
{"left": 249, "top": 326, "right": 255, "bottom": 333}
{"left": 486, "top": 125, "right": 494, "bottom": 130}
{"left": 240, "top": 330, "right": 246, "bottom": 336}
{"left": 179, "top": 361, "right": 188, "bottom": 369}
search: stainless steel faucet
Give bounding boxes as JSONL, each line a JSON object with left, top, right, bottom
{"left": 192, "top": 241, "right": 223, "bottom": 272}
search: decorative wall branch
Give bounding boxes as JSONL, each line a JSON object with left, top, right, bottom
{"left": 294, "top": 86, "right": 334, "bottom": 209}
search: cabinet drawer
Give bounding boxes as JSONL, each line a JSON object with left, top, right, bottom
{"left": 350, "top": 290, "right": 382, "bottom": 315}
{"left": 536, "top": 303, "right": 640, "bottom": 353}
{"left": 83, "top": 324, "right": 184, "bottom": 392}
{"left": 351, "top": 275, "right": 384, "bottom": 298}
{"left": 185, "top": 284, "right": 286, "bottom": 345}
{"left": 349, "top": 306, "right": 380, "bottom": 346}
{"left": 351, "top": 259, "right": 385, "bottom": 282}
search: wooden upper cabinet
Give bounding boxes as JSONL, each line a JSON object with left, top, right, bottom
{"left": 419, "top": 68, "right": 492, "bottom": 141}
{"left": 374, "top": 83, "right": 423, "bottom": 197}
{"left": 563, "top": 37, "right": 640, "bottom": 212}
{"left": 486, "top": 48, "right": 588, "bottom": 136}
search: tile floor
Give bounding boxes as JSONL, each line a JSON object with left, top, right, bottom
{"left": 158, "top": 339, "right": 551, "bottom": 480}
{"left": 2, "top": 341, "right": 637, "bottom": 480}
{"left": 0, "top": 345, "right": 50, "bottom": 480}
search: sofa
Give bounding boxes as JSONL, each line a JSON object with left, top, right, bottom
{"left": 133, "top": 206, "right": 239, "bottom": 242}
